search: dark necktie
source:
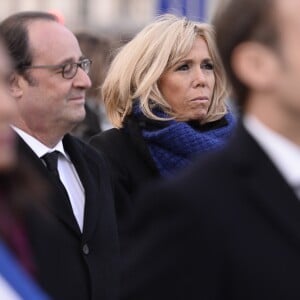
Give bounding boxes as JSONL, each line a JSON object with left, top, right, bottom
{"left": 42, "top": 151, "right": 60, "bottom": 178}
{"left": 42, "top": 151, "right": 69, "bottom": 199}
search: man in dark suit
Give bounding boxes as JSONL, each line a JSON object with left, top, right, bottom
{"left": 121, "top": 0, "right": 300, "bottom": 299}
{"left": 0, "top": 12, "right": 119, "bottom": 300}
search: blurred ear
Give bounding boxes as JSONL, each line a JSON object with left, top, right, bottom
{"left": 8, "top": 73, "right": 25, "bottom": 98}
{"left": 231, "top": 42, "right": 279, "bottom": 91}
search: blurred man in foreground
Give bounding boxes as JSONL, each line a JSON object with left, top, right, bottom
{"left": 0, "top": 28, "right": 48, "bottom": 300}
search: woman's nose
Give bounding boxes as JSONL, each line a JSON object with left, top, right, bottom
{"left": 192, "top": 68, "right": 207, "bottom": 88}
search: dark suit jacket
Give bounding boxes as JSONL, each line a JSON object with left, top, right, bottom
{"left": 19, "top": 134, "right": 120, "bottom": 300}
{"left": 121, "top": 124, "right": 300, "bottom": 300}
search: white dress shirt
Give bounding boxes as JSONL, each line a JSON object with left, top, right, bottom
{"left": 13, "top": 127, "right": 85, "bottom": 231}
{"left": 244, "top": 114, "right": 300, "bottom": 197}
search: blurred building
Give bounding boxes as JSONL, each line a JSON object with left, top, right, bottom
{"left": 0, "top": 0, "right": 220, "bottom": 34}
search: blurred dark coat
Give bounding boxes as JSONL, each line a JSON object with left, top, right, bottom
{"left": 18, "top": 134, "right": 120, "bottom": 300}
{"left": 120, "top": 124, "right": 300, "bottom": 300}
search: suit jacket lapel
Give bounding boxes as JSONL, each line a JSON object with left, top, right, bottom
{"left": 18, "top": 136, "right": 81, "bottom": 236}
{"left": 228, "top": 124, "right": 300, "bottom": 250}
{"left": 63, "top": 135, "right": 101, "bottom": 240}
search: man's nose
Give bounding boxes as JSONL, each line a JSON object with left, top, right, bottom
{"left": 73, "top": 67, "right": 92, "bottom": 89}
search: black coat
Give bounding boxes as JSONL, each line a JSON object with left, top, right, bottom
{"left": 19, "top": 134, "right": 120, "bottom": 300}
{"left": 121, "top": 124, "right": 300, "bottom": 300}
{"left": 89, "top": 116, "right": 159, "bottom": 225}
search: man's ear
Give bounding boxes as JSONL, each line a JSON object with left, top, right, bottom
{"left": 231, "top": 42, "right": 279, "bottom": 92}
{"left": 9, "top": 72, "right": 25, "bottom": 98}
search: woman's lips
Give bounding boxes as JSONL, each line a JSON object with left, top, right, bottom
{"left": 190, "top": 97, "right": 209, "bottom": 102}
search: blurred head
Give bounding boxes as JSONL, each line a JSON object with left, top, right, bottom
{"left": 0, "top": 12, "right": 91, "bottom": 146}
{"left": 214, "top": 0, "right": 300, "bottom": 130}
{"left": 213, "top": 0, "right": 277, "bottom": 113}
{"left": 0, "top": 39, "right": 17, "bottom": 171}
{"left": 75, "top": 32, "right": 111, "bottom": 103}
{"left": 103, "top": 14, "right": 227, "bottom": 128}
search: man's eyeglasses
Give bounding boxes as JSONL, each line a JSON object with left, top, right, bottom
{"left": 22, "top": 58, "right": 92, "bottom": 79}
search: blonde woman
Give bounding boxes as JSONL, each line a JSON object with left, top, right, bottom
{"left": 90, "top": 14, "right": 236, "bottom": 211}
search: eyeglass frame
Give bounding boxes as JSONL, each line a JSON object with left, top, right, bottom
{"left": 20, "top": 58, "right": 92, "bottom": 79}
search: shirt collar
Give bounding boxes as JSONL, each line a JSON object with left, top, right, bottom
{"left": 12, "top": 126, "right": 70, "bottom": 161}
{"left": 243, "top": 114, "right": 300, "bottom": 187}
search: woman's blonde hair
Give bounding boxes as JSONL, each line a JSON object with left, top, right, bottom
{"left": 102, "top": 14, "right": 228, "bottom": 128}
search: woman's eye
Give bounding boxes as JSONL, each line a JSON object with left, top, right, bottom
{"left": 201, "top": 62, "right": 214, "bottom": 71}
{"left": 176, "top": 64, "right": 190, "bottom": 71}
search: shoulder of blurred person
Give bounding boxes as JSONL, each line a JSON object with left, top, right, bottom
{"left": 121, "top": 122, "right": 300, "bottom": 300}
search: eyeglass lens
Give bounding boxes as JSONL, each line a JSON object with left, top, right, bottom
{"left": 63, "top": 59, "right": 91, "bottom": 79}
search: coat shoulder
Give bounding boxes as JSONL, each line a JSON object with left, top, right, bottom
{"left": 90, "top": 128, "right": 135, "bottom": 159}
{"left": 64, "top": 134, "right": 110, "bottom": 171}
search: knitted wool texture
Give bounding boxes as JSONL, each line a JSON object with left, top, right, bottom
{"left": 133, "top": 104, "right": 236, "bottom": 176}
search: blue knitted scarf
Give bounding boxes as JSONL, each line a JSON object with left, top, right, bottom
{"left": 133, "top": 104, "right": 236, "bottom": 176}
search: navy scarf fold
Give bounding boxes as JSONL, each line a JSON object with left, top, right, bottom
{"left": 133, "top": 104, "right": 236, "bottom": 176}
